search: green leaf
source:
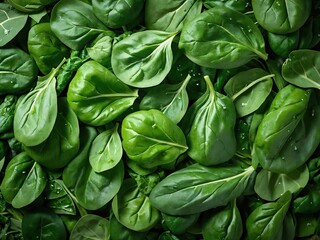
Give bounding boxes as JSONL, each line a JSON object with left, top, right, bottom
{"left": 112, "top": 179, "right": 161, "bottom": 232}
{"left": 0, "top": 3, "right": 28, "bottom": 47}
{"left": 111, "top": 30, "right": 178, "bottom": 88}
{"left": 23, "top": 97, "right": 80, "bottom": 169}
{"left": 121, "top": 109, "right": 188, "bottom": 168}
{"left": 224, "top": 68, "right": 274, "bottom": 117}
{"left": 0, "top": 152, "right": 47, "bottom": 208}
{"left": 74, "top": 161, "right": 124, "bottom": 210}
{"left": 150, "top": 161, "right": 255, "bottom": 215}
{"left": 179, "top": 5, "right": 267, "bottom": 69}
{"left": 50, "top": 0, "right": 114, "bottom": 50}
{"left": 22, "top": 210, "right": 67, "bottom": 240}
{"left": 254, "top": 165, "right": 309, "bottom": 201}
{"left": 252, "top": 0, "right": 311, "bottom": 34}
{"left": 13, "top": 64, "right": 61, "bottom": 146}
{"left": 89, "top": 123, "right": 122, "bottom": 173}
{"left": 202, "top": 200, "right": 243, "bottom": 240}
{"left": 282, "top": 50, "right": 320, "bottom": 90}
{"left": 183, "top": 76, "right": 237, "bottom": 166}
{"left": 145, "top": 0, "right": 202, "bottom": 32}
{"left": 70, "top": 214, "right": 110, "bottom": 240}
{"left": 139, "top": 75, "right": 191, "bottom": 124}
{"left": 246, "top": 192, "right": 292, "bottom": 240}
{"left": 67, "top": 60, "right": 138, "bottom": 126}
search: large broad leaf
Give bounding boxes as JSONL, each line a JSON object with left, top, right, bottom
{"left": 246, "top": 192, "right": 292, "bottom": 240}
{"left": 0, "top": 152, "right": 47, "bottom": 208}
{"left": 14, "top": 66, "right": 59, "bottom": 146}
{"left": 253, "top": 87, "right": 320, "bottom": 173}
{"left": 67, "top": 60, "right": 138, "bottom": 126}
{"left": 62, "top": 126, "right": 98, "bottom": 190}
{"left": 22, "top": 210, "right": 67, "bottom": 240}
{"left": 145, "top": 0, "right": 202, "bottom": 32}
{"left": 149, "top": 161, "right": 255, "bottom": 215}
{"left": 254, "top": 165, "right": 309, "bottom": 201}
{"left": 282, "top": 50, "right": 320, "bottom": 90}
{"left": 252, "top": 0, "right": 311, "bottom": 34}
{"left": 111, "top": 30, "right": 177, "bottom": 88}
{"left": 0, "top": 47, "right": 38, "bottom": 95}
{"left": 50, "top": 0, "right": 114, "bottom": 50}
{"left": 139, "top": 75, "right": 191, "bottom": 124}
{"left": 121, "top": 109, "right": 188, "bottom": 168}
{"left": 23, "top": 98, "right": 80, "bottom": 169}
{"left": 74, "top": 161, "right": 124, "bottom": 210}
{"left": 89, "top": 123, "right": 122, "bottom": 173}
{"left": 0, "top": 3, "right": 28, "bottom": 47}
{"left": 92, "top": 0, "right": 144, "bottom": 29}
{"left": 70, "top": 214, "right": 110, "bottom": 240}
{"left": 112, "top": 179, "right": 161, "bottom": 232}
{"left": 224, "top": 68, "right": 274, "bottom": 117}
{"left": 179, "top": 5, "right": 267, "bottom": 69}
{"left": 182, "top": 76, "right": 237, "bottom": 166}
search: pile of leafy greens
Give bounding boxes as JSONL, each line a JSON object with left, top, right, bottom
{"left": 1, "top": 0, "right": 320, "bottom": 239}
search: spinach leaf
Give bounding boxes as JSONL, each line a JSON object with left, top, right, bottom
{"left": 145, "top": 0, "right": 202, "bottom": 32}
{"left": 92, "top": 0, "right": 145, "bottom": 29}
{"left": 74, "top": 161, "right": 124, "bottom": 210}
{"left": 86, "top": 34, "right": 113, "bottom": 68}
{"left": 252, "top": 0, "right": 311, "bottom": 34}
{"left": 162, "top": 212, "right": 199, "bottom": 235}
{"left": 67, "top": 60, "right": 138, "bottom": 126}
{"left": 254, "top": 165, "right": 309, "bottom": 201}
{"left": 179, "top": 6, "right": 267, "bottom": 69}
{"left": 0, "top": 3, "right": 28, "bottom": 47}
{"left": 150, "top": 161, "right": 255, "bottom": 215}
{"left": 182, "top": 76, "right": 236, "bottom": 166}
{"left": 121, "top": 109, "right": 188, "bottom": 168}
{"left": 50, "top": 0, "right": 114, "bottom": 50}
{"left": 202, "top": 200, "right": 243, "bottom": 240}
{"left": 13, "top": 61, "right": 63, "bottom": 146}
{"left": 294, "top": 185, "right": 320, "bottom": 214}
{"left": 224, "top": 68, "right": 274, "bottom": 117}
{"left": 0, "top": 152, "right": 47, "bottom": 208}
{"left": 139, "top": 75, "right": 191, "bottom": 124}
{"left": 70, "top": 214, "right": 110, "bottom": 240}
{"left": 110, "top": 214, "right": 147, "bottom": 240}
{"left": 246, "top": 192, "right": 292, "bottom": 240}
{"left": 112, "top": 179, "right": 161, "bottom": 232}
{"left": 23, "top": 97, "right": 80, "bottom": 169}
{"left": 282, "top": 50, "right": 320, "bottom": 89}
{"left": 7, "top": 0, "right": 56, "bottom": 13}
{"left": 44, "top": 179, "right": 77, "bottom": 215}
{"left": 89, "top": 123, "right": 122, "bottom": 173}
{"left": 28, "top": 22, "right": 69, "bottom": 75}
{"left": 0, "top": 95, "right": 16, "bottom": 135}
{"left": 111, "top": 30, "right": 178, "bottom": 88}
{"left": 22, "top": 210, "right": 66, "bottom": 240}
{"left": 62, "top": 125, "right": 98, "bottom": 190}
{"left": 267, "top": 31, "right": 300, "bottom": 58}
{"left": 253, "top": 86, "right": 320, "bottom": 173}
{"left": 0, "top": 47, "right": 38, "bottom": 95}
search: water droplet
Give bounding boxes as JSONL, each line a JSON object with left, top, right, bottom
{"left": 312, "top": 109, "right": 315, "bottom": 117}
{"left": 278, "top": 182, "right": 281, "bottom": 185}
{"left": 10, "top": 80, "right": 13, "bottom": 84}
{"left": 152, "top": 124, "right": 156, "bottom": 129}
{"left": 294, "top": 146, "right": 298, "bottom": 151}
{"left": 307, "top": 222, "right": 312, "bottom": 227}
{"left": 287, "top": 129, "right": 290, "bottom": 133}
{"left": 241, "top": 147, "right": 246, "bottom": 151}
{"left": 248, "top": 29, "right": 252, "bottom": 33}
{"left": 276, "top": 1, "right": 281, "bottom": 6}
{"left": 195, "top": 83, "right": 200, "bottom": 87}
{"left": 222, "top": 106, "right": 227, "bottom": 110}
{"left": 197, "top": 73, "right": 201, "bottom": 76}
{"left": 110, "top": 107, "right": 113, "bottom": 112}
{"left": 241, "top": 102, "right": 247, "bottom": 106}
{"left": 301, "top": 98, "right": 304, "bottom": 101}
{"left": 22, "top": 171, "right": 26, "bottom": 174}
{"left": 245, "top": 2, "right": 250, "bottom": 8}
{"left": 4, "top": 29, "right": 9, "bottom": 35}
{"left": 310, "top": 201, "right": 313, "bottom": 205}
{"left": 281, "top": 156, "right": 285, "bottom": 160}
{"left": 229, "top": 17, "right": 233, "bottom": 21}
